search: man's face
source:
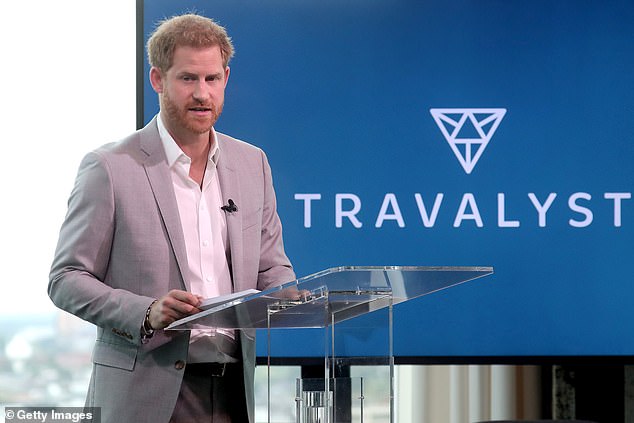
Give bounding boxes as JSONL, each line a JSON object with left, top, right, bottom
{"left": 151, "top": 45, "right": 230, "bottom": 141}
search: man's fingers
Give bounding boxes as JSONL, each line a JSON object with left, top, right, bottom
{"left": 161, "top": 289, "right": 202, "bottom": 315}
{"left": 167, "top": 289, "right": 202, "bottom": 306}
{"left": 148, "top": 290, "right": 202, "bottom": 329}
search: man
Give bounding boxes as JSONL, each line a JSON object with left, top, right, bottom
{"left": 48, "top": 13, "right": 295, "bottom": 423}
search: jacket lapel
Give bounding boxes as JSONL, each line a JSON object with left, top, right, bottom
{"left": 139, "top": 118, "right": 190, "bottom": 292}
{"left": 216, "top": 135, "right": 244, "bottom": 292}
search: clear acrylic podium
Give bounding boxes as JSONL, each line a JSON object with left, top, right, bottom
{"left": 168, "top": 265, "right": 493, "bottom": 423}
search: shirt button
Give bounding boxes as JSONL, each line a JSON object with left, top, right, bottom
{"left": 202, "top": 240, "right": 209, "bottom": 247}
{"left": 174, "top": 360, "right": 186, "bottom": 370}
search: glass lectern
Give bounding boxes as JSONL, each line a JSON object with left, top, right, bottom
{"left": 167, "top": 265, "right": 493, "bottom": 423}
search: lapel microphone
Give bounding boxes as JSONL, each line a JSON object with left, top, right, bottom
{"left": 221, "top": 199, "right": 238, "bottom": 213}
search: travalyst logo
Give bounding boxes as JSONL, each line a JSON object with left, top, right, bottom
{"left": 430, "top": 108, "right": 507, "bottom": 174}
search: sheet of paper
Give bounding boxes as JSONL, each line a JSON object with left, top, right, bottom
{"left": 198, "top": 289, "right": 260, "bottom": 310}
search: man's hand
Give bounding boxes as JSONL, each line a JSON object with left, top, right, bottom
{"left": 147, "top": 290, "right": 203, "bottom": 330}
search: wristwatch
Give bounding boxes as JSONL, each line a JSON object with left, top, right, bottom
{"left": 141, "top": 300, "right": 157, "bottom": 343}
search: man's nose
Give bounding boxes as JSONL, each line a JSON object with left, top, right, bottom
{"left": 192, "top": 81, "right": 210, "bottom": 102}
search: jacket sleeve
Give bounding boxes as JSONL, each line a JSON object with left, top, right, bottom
{"left": 48, "top": 151, "right": 154, "bottom": 345}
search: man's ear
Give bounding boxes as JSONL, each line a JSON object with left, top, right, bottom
{"left": 224, "top": 66, "right": 230, "bottom": 88}
{"left": 149, "top": 67, "right": 164, "bottom": 93}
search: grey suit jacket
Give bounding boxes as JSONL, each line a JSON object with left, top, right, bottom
{"left": 48, "top": 117, "right": 295, "bottom": 423}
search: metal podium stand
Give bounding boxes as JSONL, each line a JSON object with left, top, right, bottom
{"left": 167, "top": 266, "right": 493, "bottom": 423}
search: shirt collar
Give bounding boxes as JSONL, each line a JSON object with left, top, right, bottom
{"left": 157, "top": 113, "right": 220, "bottom": 168}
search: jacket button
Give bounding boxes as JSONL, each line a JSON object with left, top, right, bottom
{"left": 174, "top": 360, "right": 186, "bottom": 370}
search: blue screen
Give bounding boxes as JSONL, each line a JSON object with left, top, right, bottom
{"left": 140, "top": 0, "right": 634, "bottom": 359}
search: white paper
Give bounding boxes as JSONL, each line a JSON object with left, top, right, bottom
{"left": 198, "top": 289, "right": 260, "bottom": 310}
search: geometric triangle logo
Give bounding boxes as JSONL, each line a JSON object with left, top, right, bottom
{"left": 430, "top": 108, "right": 507, "bottom": 174}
